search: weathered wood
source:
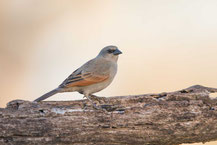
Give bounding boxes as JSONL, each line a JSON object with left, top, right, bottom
{"left": 1, "top": 85, "right": 217, "bottom": 145}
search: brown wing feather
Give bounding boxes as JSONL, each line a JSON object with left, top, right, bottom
{"left": 60, "top": 71, "right": 109, "bottom": 88}
{"left": 66, "top": 75, "right": 108, "bottom": 87}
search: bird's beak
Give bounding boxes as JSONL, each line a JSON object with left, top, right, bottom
{"left": 113, "top": 49, "right": 122, "bottom": 55}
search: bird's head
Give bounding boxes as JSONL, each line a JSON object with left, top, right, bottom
{"left": 98, "top": 45, "right": 122, "bottom": 62}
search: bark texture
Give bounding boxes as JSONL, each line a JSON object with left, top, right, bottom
{"left": 1, "top": 85, "right": 217, "bottom": 145}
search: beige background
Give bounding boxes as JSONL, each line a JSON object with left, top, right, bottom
{"left": 0, "top": 1, "right": 217, "bottom": 144}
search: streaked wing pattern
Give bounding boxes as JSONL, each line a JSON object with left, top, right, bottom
{"left": 59, "top": 70, "right": 109, "bottom": 88}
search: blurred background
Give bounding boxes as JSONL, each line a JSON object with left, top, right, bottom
{"left": 0, "top": 0, "right": 217, "bottom": 144}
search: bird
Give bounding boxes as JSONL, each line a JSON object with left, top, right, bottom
{"left": 34, "top": 45, "right": 122, "bottom": 107}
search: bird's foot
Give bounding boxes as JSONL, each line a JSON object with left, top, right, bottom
{"left": 84, "top": 95, "right": 111, "bottom": 110}
{"left": 89, "top": 95, "right": 108, "bottom": 104}
{"left": 84, "top": 95, "right": 101, "bottom": 110}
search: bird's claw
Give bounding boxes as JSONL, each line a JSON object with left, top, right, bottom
{"left": 90, "top": 95, "right": 107, "bottom": 104}
{"left": 84, "top": 95, "right": 111, "bottom": 110}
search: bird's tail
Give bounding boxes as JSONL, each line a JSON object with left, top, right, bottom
{"left": 34, "top": 88, "right": 59, "bottom": 102}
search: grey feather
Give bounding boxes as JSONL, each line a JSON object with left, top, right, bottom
{"left": 34, "top": 89, "right": 59, "bottom": 102}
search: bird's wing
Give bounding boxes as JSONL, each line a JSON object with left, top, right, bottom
{"left": 59, "top": 69, "right": 109, "bottom": 88}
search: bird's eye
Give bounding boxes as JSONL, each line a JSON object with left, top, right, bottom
{"left": 107, "top": 49, "right": 115, "bottom": 53}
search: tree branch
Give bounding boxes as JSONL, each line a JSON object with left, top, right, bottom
{"left": 1, "top": 85, "right": 217, "bottom": 145}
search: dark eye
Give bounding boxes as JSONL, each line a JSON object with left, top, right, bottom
{"left": 107, "top": 49, "right": 115, "bottom": 53}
